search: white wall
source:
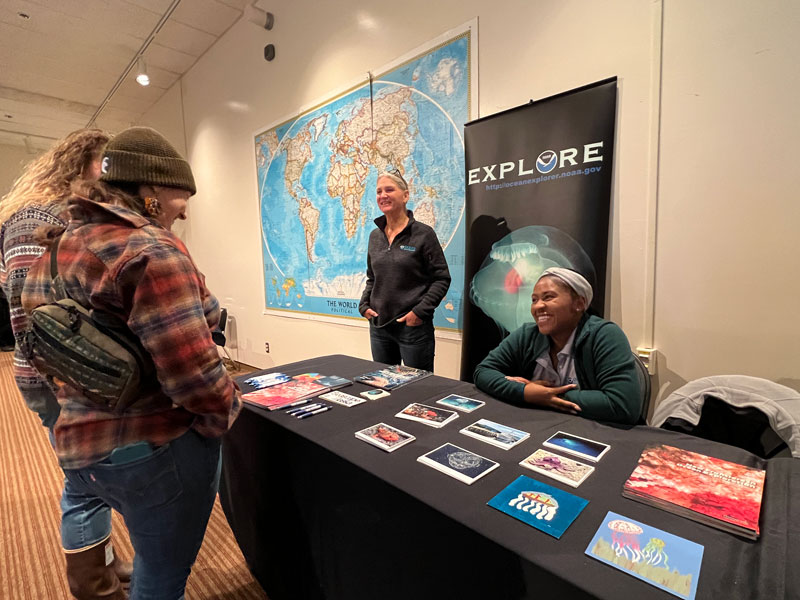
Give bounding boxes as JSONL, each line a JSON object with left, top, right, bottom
{"left": 0, "top": 143, "right": 40, "bottom": 198}
{"left": 139, "top": 0, "right": 800, "bottom": 401}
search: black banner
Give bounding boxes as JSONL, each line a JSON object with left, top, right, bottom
{"left": 460, "top": 78, "right": 617, "bottom": 381}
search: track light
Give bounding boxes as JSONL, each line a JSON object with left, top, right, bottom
{"left": 136, "top": 58, "right": 150, "bottom": 86}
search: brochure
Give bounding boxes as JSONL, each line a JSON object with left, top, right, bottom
{"left": 459, "top": 419, "right": 529, "bottom": 450}
{"left": 314, "top": 375, "right": 352, "bottom": 389}
{"left": 319, "top": 390, "right": 366, "bottom": 407}
{"left": 487, "top": 475, "right": 588, "bottom": 539}
{"left": 417, "top": 443, "right": 499, "bottom": 485}
{"left": 354, "top": 365, "right": 432, "bottom": 390}
{"left": 242, "top": 372, "right": 291, "bottom": 390}
{"left": 586, "top": 511, "right": 704, "bottom": 600}
{"left": 622, "top": 444, "right": 765, "bottom": 539}
{"left": 519, "top": 448, "right": 594, "bottom": 487}
{"left": 242, "top": 379, "right": 328, "bottom": 410}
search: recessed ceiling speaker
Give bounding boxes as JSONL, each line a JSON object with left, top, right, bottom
{"left": 264, "top": 44, "right": 275, "bottom": 61}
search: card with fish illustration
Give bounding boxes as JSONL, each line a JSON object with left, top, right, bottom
{"left": 487, "top": 475, "right": 588, "bottom": 539}
{"left": 519, "top": 448, "right": 595, "bottom": 487}
{"left": 396, "top": 403, "right": 459, "bottom": 428}
{"left": 585, "top": 511, "right": 704, "bottom": 600}
{"left": 319, "top": 390, "right": 366, "bottom": 407}
{"left": 417, "top": 443, "right": 499, "bottom": 484}
{"left": 459, "top": 419, "right": 530, "bottom": 450}
{"left": 543, "top": 431, "right": 610, "bottom": 462}
{"left": 435, "top": 394, "right": 485, "bottom": 412}
{"left": 356, "top": 423, "right": 416, "bottom": 452}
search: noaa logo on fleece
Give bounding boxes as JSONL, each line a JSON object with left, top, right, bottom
{"left": 101, "top": 156, "right": 110, "bottom": 174}
{"left": 399, "top": 245, "right": 416, "bottom": 252}
{"left": 536, "top": 150, "right": 557, "bottom": 174}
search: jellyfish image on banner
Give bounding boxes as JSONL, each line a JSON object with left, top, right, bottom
{"left": 508, "top": 491, "right": 559, "bottom": 521}
{"left": 642, "top": 537, "right": 670, "bottom": 568}
{"left": 608, "top": 519, "right": 643, "bottom": 562}
{"left": 469, "top": 226, "right": 596, "bottom": 334}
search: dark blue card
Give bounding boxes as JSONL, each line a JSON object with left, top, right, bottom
{"left": 487, "top": 475, "right": 588, "bottom": 539}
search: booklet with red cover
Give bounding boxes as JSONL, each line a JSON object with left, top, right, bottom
{"left": 622, "top": 444, "right": 765, "bottom": 539}
{"left": 242, "top": 379, "right": 329, "bottom": 410}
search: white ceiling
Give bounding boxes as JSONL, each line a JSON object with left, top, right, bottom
{"left": 0, "top": 0, "right": 251, "bottom": 153}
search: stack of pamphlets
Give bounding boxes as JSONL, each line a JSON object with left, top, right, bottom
{"left": 242, "top": 372, "right": 291, "bottom": 390}
{"left": 292, "top": 373, "right": 351, "bottom": 389}
{"left": 417, "top": 443, "right": 499, "bottom": 484}
{"left": 622, "top": 444, "right": 765, "bottom": 539}
{"left": 242, "top": 379, "right": 329, "bottom": 410}
{"left": 459, "top": 419, "right": 529, "bottom": 450}
{"left": 354, "top": 365, "right": 431, "bottom": 390}
{"left": 395, "top": 403, "right": 458, "bottom": 428}
{"left": 355, "top": 423, "right": 415, "bottom": 452}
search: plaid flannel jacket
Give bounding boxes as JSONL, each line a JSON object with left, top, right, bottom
{"left": 21, "top": 196, "right": 241, "bottom": 469}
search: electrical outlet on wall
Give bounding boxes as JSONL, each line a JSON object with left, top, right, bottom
{"left": 264, "top": 342, "right": 270, "bottom": 353}
{"left": 636, "top": 347, "right": 657, "bottom": 375}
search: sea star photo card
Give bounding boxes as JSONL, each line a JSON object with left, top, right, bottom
{"left": 487, "top": 475, "right": 588, "bottom": 539}
{"left": 585, "top": 511, "right": 704, "bottom": 600}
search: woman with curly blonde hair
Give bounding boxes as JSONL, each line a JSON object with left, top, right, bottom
{"left": 0, "top": 128, "right": 135, "bottom": 599}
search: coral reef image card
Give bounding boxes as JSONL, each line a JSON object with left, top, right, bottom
{"left": 396, "top": 403, "right": 458, "bottom": 428}
{"left": 487, "top": 475, "right": 588, "bottom": 539}
{"left": 519, "top": 448, "right": 595, "bottom": 487}
{"left": 543, "top": 431, "right": 610, "bottom": 462}
{"left": 585, "top": 511, "right": 703, "bottom": 600}
{"left": 459, "top": 419, "right": 530, "bottom": 450}
{"left": 417, "top": 443, "right": 499, "bottom": 484}
{"left": 436, "top": 394, "right": 485, "bottom": 412}
{"left": 354, "top": 365, "right": 431, "bottom": 389}
{"left": 355, "top": 423, "right": 415, "bottom": 452}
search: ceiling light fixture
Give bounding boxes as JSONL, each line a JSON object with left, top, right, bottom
{"left": 135, "top": 58, "right": 150, "bottom": 86}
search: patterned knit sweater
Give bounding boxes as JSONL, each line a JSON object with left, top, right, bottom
{"left": 0, "top": 203, "right": 65, "bottom": 427}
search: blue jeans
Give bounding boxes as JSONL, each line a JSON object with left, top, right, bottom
{"left": 369, "top": 320, "right": 435, "bottom": 371}
{"left": 63, "top": 429, "right": 222, "bottom": 600}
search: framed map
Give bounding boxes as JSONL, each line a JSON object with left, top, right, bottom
{"left": 254, "top": 21, "right": 476, "bottom": 331}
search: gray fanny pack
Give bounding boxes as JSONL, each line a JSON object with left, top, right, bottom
{"left": 22, "top": 235, "right": 159, "bottom": 414}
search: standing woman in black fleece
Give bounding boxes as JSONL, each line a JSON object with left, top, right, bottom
{"left": 359, "top": 171, "right": 450, "bottom": 371}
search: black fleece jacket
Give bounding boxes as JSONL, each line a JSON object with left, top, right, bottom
{"left": 359, "top": 210, "right": 450, "bottom": 327}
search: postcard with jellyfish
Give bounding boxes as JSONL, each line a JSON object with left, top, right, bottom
{"left": 487, "top": 475, "right": 588, "bottom": 539}
{"left": 585, "top": 511, "right": 703, "bottom": 600}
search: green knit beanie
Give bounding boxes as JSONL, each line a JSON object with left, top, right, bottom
{"left": 99, "top": 126, "right": 196, "bottom": 194}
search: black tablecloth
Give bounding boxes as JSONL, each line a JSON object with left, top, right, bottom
{"left": 219, "top": 355, "right": 799, "bottom": 600}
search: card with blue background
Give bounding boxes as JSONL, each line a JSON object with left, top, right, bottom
{"left": 585, "top": 511, "right": 703, "bottom": 600}
{"left": 487, "top": 475, "right": 588, "bottom": 539}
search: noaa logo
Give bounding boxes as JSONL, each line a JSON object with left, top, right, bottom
{"left": 535, "top": 151, "right": 557, "bottom": 174}
{"left": 101, "top": 157, "right": 109, "bottom": 174}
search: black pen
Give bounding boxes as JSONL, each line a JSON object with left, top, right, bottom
{"left": 297, "top": 406, "right": 332, "bottom": 419}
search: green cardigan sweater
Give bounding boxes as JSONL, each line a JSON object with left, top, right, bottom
{"left": 473, "top": 314, "right": 642, "bottom": 425}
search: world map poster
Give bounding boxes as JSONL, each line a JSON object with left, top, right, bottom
{"left": 254, "top": 24, "right": 475, "bottom": 331}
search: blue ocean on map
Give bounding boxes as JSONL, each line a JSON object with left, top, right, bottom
{"left": 254, "top": 33, "right": 470, "bottom": 330}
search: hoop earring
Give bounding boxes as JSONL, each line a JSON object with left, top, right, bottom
{"left": 144, "top": 197, "right": 161, "bottom": 217}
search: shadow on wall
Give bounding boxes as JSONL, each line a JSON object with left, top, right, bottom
{"left": 650, "top": 352, "right": 687, "bottom": 420}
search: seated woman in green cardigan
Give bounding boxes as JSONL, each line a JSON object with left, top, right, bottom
{"left": 474, "top": 267, "right": 641, "bottom": 425}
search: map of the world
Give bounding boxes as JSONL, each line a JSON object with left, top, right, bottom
{"left": 254, "top": 30, "right": 471, "bottom": 331}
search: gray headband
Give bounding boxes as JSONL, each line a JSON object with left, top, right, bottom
{"left": 537, "top": 267, "right": 593, "bottom": 307}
